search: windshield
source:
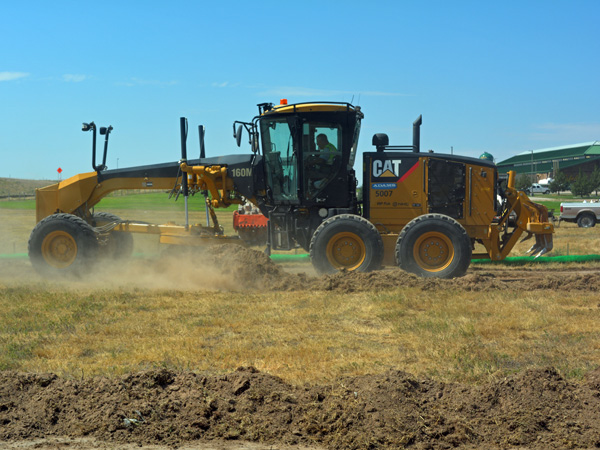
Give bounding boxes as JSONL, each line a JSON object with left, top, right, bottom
{"left": 349, "top": 115, "right": 361, "bottom": 167}
{"left": 259, "top": 118, "right": 298, "bottom": 203}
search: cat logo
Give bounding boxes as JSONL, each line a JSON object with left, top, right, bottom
{"left": 372, "top": 159, "right": 402, "bottom": 178}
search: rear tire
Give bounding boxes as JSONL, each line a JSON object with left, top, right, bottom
{"left": 310, "top": 214, "right": 383, "bottom": 274}
{"left": 28, "top": 213, "right": 99, "bottom": 276}
{"left": 91, "top": 212, "right": 134, "bottom": 259}
{"left": 396, "top": 214, "right": 471, "bottom": 279}
{"left": 577, "top": 213, "right": 596, "bottom": 228}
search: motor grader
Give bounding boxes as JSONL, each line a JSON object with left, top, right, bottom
{"left": 29, "top": 100, "right": 553, "bottom": 278}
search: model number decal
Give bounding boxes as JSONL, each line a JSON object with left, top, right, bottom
{"left": 232, "top": 168, "right": 252, "bottom": 177}
{"left": 375, "top": 190, "right": 393, "bottom": 197}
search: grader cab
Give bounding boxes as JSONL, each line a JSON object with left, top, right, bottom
{"left": 29, "top": 100, "right": 553, "bottom": 278}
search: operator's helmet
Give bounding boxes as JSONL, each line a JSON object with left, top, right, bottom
{"left": 479, "top": 152, "right": 494, "bottom": 163}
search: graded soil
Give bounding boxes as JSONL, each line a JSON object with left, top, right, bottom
{"left": 179, "top": 244, "right": 600, "bottom": 293}
{"left": 3, "top": 246, "right": 600, "bottom": 449}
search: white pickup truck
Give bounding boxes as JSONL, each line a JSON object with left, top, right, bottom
{"left": 559, "top": 201, "right": 600, "bottom": 227}
{"left": 525, "top": 183, "right": 551, "bottom": 195}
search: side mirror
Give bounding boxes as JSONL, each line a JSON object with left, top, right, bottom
{"left": 235, "top": 125, "right": 243, "bottom": 147}
{"left": 99, "top": 127, "right": 107, "bottom": 135}
{"left": 251, "top": 134, "right": 258, "bottom": 153}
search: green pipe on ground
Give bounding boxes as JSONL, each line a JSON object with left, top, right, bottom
{"left": 0, "top": 253, "right": 28, "bottom": 259}
{"left": 269, "top": 253, "right": 600, "bottom": 265}
{"left": 269, "top": 253, "right": 310, "bottom": 262}
{"left": 2, "top": 252, "right": 600, "bottom": 265}
{"left": 472, "top": 254, "right": 600, "bottom": 265}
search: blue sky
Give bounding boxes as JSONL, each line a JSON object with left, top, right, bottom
{"left": 1, "top": 0, "right": 599, "bottom": 182}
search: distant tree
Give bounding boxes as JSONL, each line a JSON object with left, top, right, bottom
{"left": 357, "top": 185, "right": 363, "bottom": 201}
{"left": 590, "top": 166, "right": 600, "bottom": 196}
{"left": 515, "top": 174, "right": 530, "bottom": 191}
{"left": 570, "top": 170, "right": 595, "bottom": 197}
{"left": 548, "top": 170, "right": 570, "bottom": 194}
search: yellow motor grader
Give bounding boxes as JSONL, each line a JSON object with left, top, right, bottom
{"left": 29, "top": 100, "right": 553, "bottom": 278}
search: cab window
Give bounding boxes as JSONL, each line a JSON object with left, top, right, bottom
{"left": 302, "top": 123, "right": 342, "bottom": 199}
{"left": 260, "top": 118, "right": 298, "bottom": 202}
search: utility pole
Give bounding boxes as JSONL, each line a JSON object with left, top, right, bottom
{"left": 531, "top": 150, "right": 534, "bottom": 183}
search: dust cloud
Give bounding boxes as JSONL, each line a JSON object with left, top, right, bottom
{"left": 3, "top": 242, "right": 600, "bottom": 293}
{"left": 0, "top": 242, "right": 310, "bottom": 292}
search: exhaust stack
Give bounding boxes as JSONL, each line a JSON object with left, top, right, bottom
{"left": 412, "top": 115, "right": 422, "bottom": 153}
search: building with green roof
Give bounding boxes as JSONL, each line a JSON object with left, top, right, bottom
{"left": 497, "top": 142, "right": 600, "bottom": 179}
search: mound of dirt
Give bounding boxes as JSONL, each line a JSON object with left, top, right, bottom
{"left": 184, "top": 246, "right": 600, "bottom": 293}
{"left": 2, "top": 367, "right": 600, "bottom": 449}
{"left": 204, "top": 245, "right": 312, "bottom": 291}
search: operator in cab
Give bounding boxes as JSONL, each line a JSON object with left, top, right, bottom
{"left": 308, "top": 134, "right": 338, "bottom": 190}
{"left": 315, "top": 134, "right": 337, "bottom": 163}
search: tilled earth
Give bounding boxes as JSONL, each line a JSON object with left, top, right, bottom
{"left": 2, "top": 366, "right": 600, "bottom": 449}
{"left": 201, "top": 244, "right": 600, "bottom": 293}
{"left": 3, "top": 245, "right": 600, "bottom": 449}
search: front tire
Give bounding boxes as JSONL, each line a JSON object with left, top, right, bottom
{"left": 310, "top": 214, "right": 383, "bottom": 274}
{"left": 396, "top": 214, "right": 471, "bottom": 279}
{"left": 577, "top": 213, "right": 596, "bottom": 228}
{"left": 28, "top": 213, "right": 99, "bottom": 276}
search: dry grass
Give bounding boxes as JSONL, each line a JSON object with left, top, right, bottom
{"left": 1, "top": 207, "right": 600, "bottom": 384}
{"left": 1, "top": 261, "right": 599, "bottom": 385}
{"left": 0, "top": 177, "right": 53, "bottom": 197}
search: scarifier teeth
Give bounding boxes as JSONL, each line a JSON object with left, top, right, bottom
{"left": 536, "top": 235, "right": 554, "bottom": 258}
{"left": 544, "top": 236, "right": 554, "bottom": 253}
{"left": 529, "top": 234, "right": 553, "bottom": 258}
{"left": 520, "top": 232, "right": 533, "bottom": 243}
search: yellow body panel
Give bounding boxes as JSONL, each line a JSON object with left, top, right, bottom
{"left": 33, "top": 162, "right": 249, "bottom": 247}
{"left": 35, "top": 161, "right": 246, "bottom": 224}
{"left": 368, "top": 158, "right": 497, "bottom": 233}
{"left": 36, "top": 172, "right": 98, "bottom": 222}
{"left": 368, "top": 158, "right": 426, "bottom": 233}
{"left": 366, "top": 154, "right": 553, "bottom": 263}
{"left": 36, "top": 172, "right": 179, "bottom": 223}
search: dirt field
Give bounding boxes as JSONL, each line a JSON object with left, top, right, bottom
{"left": 2, "top": 206, "right": 600, "bottom": 449}
{"left": 2, "top": 246, "right": 600, "bottom": 449}
{"left": 3, "top": 364, "right": 600, "bottom": 450}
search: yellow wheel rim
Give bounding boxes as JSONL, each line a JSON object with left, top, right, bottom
{"left": 325, "top": 232, "right": 366, "bottom": 270}
{"left": 413, "top": 231, "right": 454, "bottom": 272}
{"left": 41, "top": 230, "right": 78, "bottom": 268}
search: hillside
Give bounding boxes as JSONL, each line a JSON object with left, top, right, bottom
{"left": 0, "top": 177, "right": 54, "bottom": 198}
